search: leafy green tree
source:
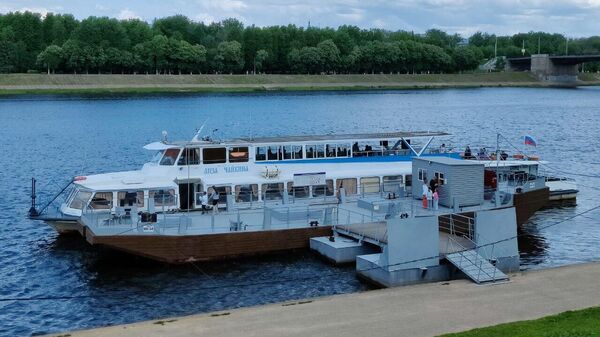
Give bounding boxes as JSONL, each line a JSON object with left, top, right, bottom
{"left": 254, "top": 49, "right": 268, "bottom": 73}
{"left": 452, "top": 46, "right": 483, "bottom": 72}
{"left": 298, "top": 46, "right": 321, "bottom": 74}
{"left": 215, "top": 40, "right": 244, "bottom": 73}
{"left": 36, "top": 44, "right": 62, "bottom": 73}
{"left": 317, "top": 39, "right": 340, "bottom": 73}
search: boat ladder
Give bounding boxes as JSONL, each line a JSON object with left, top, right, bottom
{"left": 445, "top": 237, "right": 508, "bottom": 284}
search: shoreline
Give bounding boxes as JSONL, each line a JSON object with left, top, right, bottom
{"left": 44, "top": 262, "right": 600, "bottom": 337}
{"left": 1, "top": 72, "right": 599, "bottom": 96}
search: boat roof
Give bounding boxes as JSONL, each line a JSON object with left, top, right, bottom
{"left": 147, "top": 131, "right": 450, "bottom": 149}
{"left": 75, "top": 171, "right": 176, "bottom": 191}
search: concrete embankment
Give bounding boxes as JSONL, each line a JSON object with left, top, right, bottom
{"left": 2, "top": 72, "right": 598, "bottom": 95}
{"left": 47, "top": 262, "right": 600, "bottom": 337}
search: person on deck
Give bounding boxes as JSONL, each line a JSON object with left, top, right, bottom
{"left": 210, "top": 186, "right": 220, "bottom": 214}
{"left": 200, "top": 192, "right": 208, "bottom": 214}
{"left": 464, "top": 146, "right": 473, "bottom": 159}
{"left": 422, "top": 181, "right": 429, "bottom": 209}
{"left": 433, "top": 188, "right": 439, "bottom": 210}
{"left": 427, "top": 187, "right": 433, "bottom": 209}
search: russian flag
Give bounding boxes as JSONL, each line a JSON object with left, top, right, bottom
{"left": 524, "top": 135, "right": 537, "bottom": 147}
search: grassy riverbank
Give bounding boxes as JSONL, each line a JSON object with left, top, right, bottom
{"left": 2, "top": 72, "right": 596, "bottom": 95}
{"left": 440, "top": 306, "right": 600, "bottom": 337}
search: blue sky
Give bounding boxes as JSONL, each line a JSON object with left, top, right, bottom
{"left": 1, "top": 0, "right": 599, "bottom": 37}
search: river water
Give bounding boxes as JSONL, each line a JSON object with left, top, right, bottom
{"left": 1, "top": 87, "right": 600, "bottom": 336}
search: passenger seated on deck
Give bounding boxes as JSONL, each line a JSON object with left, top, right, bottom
{"left": 352, "top": 142, "right": 360, "bottom": 156}
{"left": 364, "top": 145, "right": 372, "bottom": 156}
{"left": 478, "top": 147, "right": 489, "bottom": 160}
{"left": 464, "top": 146, "right": 473, "bottom": 159}
{"left": 500, "top": 151, "right": 508, "bottom": 160}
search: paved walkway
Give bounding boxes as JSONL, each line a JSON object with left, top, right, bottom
{"left": 47, "top": 262, "right": 600, "bottom": 337}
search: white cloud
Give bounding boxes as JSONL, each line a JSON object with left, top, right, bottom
{"left": 117, "top": 8, "right": 140, "bottom": 20}
{"left": 336, "top": 8, "right": 364, "bottom": 21}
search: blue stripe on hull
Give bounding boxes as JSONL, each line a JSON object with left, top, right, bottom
{"left": 262, "top": 152, "right": 461, "bottom": 165}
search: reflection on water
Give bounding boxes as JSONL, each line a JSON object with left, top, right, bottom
{"left": 2, "top": 87, "right": 600, "bottom": 336}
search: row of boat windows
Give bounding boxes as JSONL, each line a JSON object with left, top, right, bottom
{"left": 155, "top": 140, "right": 414, "bottom": 166}
{"left": 68, "top": 175, "right": 411, "bottom": 210}
{"left": 68, "top": 189, "right": 176, "bottom": 210}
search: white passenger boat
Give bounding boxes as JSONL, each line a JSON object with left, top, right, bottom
{"left": 30, "top": 130, "right": 457, "bottom": 234}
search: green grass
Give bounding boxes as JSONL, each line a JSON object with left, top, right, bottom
{"left": 439, "top": 307, "right": 600, "bottom": 337}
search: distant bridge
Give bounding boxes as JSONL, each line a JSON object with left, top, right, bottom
{"left": 506, "top": 54, "right": 600, "bottom": 83}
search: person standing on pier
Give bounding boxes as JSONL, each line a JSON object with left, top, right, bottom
{"left": 427, "top": 187, "right": 433, "bottom": 209}
{"left": 422, "top": 181, "right": 429, "bottom": 209}
{"left": 433, "top": 188, "right": 439, "bottom": 210}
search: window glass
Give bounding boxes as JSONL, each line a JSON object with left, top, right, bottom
{"left": 418, "top": 168, "right": 427, "bottom": 181}
{"left": 150, "top": 150, "right": 164, "bottom": 164}
{"left": 178, "top": 148, "right": 200, "bottom": 165}
{"left": 312, "top": 179, "right": 334, "bottom": 197}
{"left": 90, "top": 192, "right": 112, "bottom": 210}
{"left": 405, "top": 174, "right": 413, "bottom": 187}
{"left": 383, "top": 175, "right": 403, "bottom": 192}
{"left": 282, "top": 145, "right": 292, "bottom": 160}
{"left": 326, "top": 144, "right": 336, "bottom": 157}
{"left": 306, "top": 145, "right": 316, "bottom": 159}
{"left": 229, "top": 147, "right": 249, "bottom": 163}
{"left": 117, "top": 191, "right": 144, "bottom": 207}
{"left": 292, "top": 145, "right": 303, "bottom": 159}
{"left": 203, "top": 147, "right": 226, "bottom": 164}
{"left": 261, "top": 183, "right": 284, "bottom": 200}
{"left": 336, "top": 178, "right": 357, "bottom": 195}
{"left": 337, "top": 144, "right": 349, "bottom": 157}
{"left": 315, "top": 144, "right": 325, "bottom": 158}
{"left": 434, "top": 172, "right": 446, "bottom": 185}
{"left": 69, "top": 190, "right": 92, "bottom": 210}
{"left": 267, "top": 146, "right": 279, "bottom": 160}
{"left": 160, "top": 148, "right": 181, "bottom": 166}
{"left": 287, "top": 182, "right": 309, "bottom": 198}
{"left": 255, "top": 147, "right": 266, "bottom": 161}
{"left": 235, "top": 184, "right": 258, "bottom": 202}
{"left": 208, "top": 186, "right": 231, "bottom": 203}
{"left": 361, "top": 177, "right": 380, "bottom": 193}
{"left": 150, "top": 189, "right": 176, "bottom": 206}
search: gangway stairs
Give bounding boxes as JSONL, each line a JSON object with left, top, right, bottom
{"left": 445, "top": 244, "right": 508, "bottom": 284}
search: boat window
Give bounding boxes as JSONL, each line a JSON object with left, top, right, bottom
{"left": 326, "top": 144, "right": 336, "bottom": 158}
{"left": 361, "top": 177, "right": 380, "bottom": 194}
{"left": 434, "top": 172, "right": 446, "bottom": 185}
{"left": 312, "top": 179, "right": 334, "bottom": 197}
{"left": 261, "top": 183, "right": 284, "bottom": 200}
{"left": 178, "top": 148, "right": 201, "bottom": 165}
{"left": 267, "top": 146, "right": 279, "bottom": 160}
{"left": 150, "top": 150, "right": 164, "bottom": 164}
{"left": 160, "top": 148, "right": 181, "bottom": 166}
{"left": 150, "top": 189, "right": 176, "bottom": 206}
{"left": 418, "top": 168, "right": 427, "bottom": 181}
{"left": 69, "top": 190, "right": 92, "bottom": 210}
{"left": 203, "top": 147, "right": 226, "bottom": 164}
{"left": 208, "top": 185, "right": 231, "bottom": 203}
{"left": 229, "top": 147, "right": 249, "bottom": 163}
{"left": 117, "top": 191, "right": 144, "bottom": 207}
{"left": 337, "top": 144, "right": 349, "bottom": 157}
{"left": 336, "top": 178, "right": 357, "bottom": 195}
{"left": 306, "top": 145, "right": 315, "bottom": 159}
{"left": 282, "top": 146, "right": 293, "bottom": 160}
{"left": 287, "top": 182, "right": 309, "bottom": 198}
{"left": 383, "top": 175, "right": 403, "bottom": 192}
{"left": 315, "top": 144, "right": 325, "bottom": 158}
{"left": 235, "top": 184, "right": 258, "bottom": 202}
{"left": 90, "top": 192, "right": 113, "bottom": 209}
{"left": 292, "top": 145, "right": 303, "bottom": 159}
{"left": 255, "top": 147, "right": 266, "bottom": 161}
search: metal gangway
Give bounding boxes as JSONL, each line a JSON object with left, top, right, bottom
{"left": 440, "top": 214, "right": 508, "bottom": 284}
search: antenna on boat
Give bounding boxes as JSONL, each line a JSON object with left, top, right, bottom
{"left": 192, "top": 119, "right": 209, "bottom": 142}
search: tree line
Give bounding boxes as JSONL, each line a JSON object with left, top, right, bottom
{"left": 1, "top": 11, "right": 599, "bottom": 75}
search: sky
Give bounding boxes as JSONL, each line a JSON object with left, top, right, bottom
{"left": 1, "top": 0, "right": 599, "bottom": 37}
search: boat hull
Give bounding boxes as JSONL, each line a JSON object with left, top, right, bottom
{"left": 83, "top": 225, "right": 333, "bottom": 263}
{"left": 513, "top": 187, "right": 550, "bottom": 225}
